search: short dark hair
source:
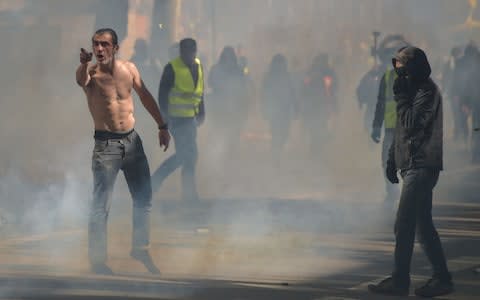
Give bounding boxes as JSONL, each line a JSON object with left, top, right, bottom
{"left": 93, "top": 28, "right": 118, "bottom": 46}
{"left": 179, "top": 38, "right": 197, "bottom": 51}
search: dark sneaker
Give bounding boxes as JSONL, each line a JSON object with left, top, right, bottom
{"left": 130, "top": 249, "right": 161, "bottom": 275}
{"left": 415, "top": 278, "right": 454, "bottom": 298}
{"left": 368, "top": 276, "right": 409, "bottom": 296}
{"left": 91, "top": 263, "right": 114, "bottom": 275}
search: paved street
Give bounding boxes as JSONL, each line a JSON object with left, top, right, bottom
{"left": 0, "top": 161, "right": 478, "bottom": 299}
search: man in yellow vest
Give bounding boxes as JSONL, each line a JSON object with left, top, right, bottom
{"left": 372, "top": 67, "right": 400, "bottom": 206}
{"left": 152, "top": 38, "right": 205, "bottom": 203}
{"left": 371, "top": 36, "right": 408, "bottom": 206}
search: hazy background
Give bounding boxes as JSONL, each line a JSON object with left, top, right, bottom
{"left": 0, "top": 0, "right": 477, "bottom": 280}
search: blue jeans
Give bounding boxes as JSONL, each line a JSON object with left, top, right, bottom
{"left": 89, "top": 130, "right": 152, "bottom": 265}
{"left": 151, "top": 118, "right": 198, "bottom": 202}
{"left": 392, "top": 168, "right": 450, "bottom": 287}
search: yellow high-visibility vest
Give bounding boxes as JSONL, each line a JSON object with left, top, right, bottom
{"left": 168, "top": 57, "right": 204, "bottom": 118}
{"left": 384, "top": 68, "right": 398, "bottom": 129}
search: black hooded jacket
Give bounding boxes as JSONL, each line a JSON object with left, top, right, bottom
{"left": 388, "top": 47, "right": 443, "bottom": 171}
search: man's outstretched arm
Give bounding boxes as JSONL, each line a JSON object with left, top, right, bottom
{"left": 76, "top": 48, "right": 92, "bottom": 87}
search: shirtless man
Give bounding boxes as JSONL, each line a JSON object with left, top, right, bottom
{"left": 76, "top": 28, "right": 170, "bottom": 275}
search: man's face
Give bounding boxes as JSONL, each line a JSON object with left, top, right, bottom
{"left": 92, "top": 33, "right": 118, "bottom": 65}
{"left": 393, "top": 59, "right": 408, "bottom": 77}
{"left": 181, "top": 48, "right": 197, "bottom": 65}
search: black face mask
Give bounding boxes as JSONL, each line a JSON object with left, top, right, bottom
{"left": 395, "top": 66, "right": 408, "bottom": 77}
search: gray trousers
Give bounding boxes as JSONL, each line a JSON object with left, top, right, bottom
{"left": 151, "top": 118, "right": 198, "bottom": 202}
{"left": 89, "top": 130, "right": 152, "bottom": 265}
{"left": 382, "top": 128, "right": 399, "bottom": 201}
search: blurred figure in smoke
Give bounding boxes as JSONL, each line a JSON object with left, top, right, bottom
{"left": 236, "top": 45, "right": 255, "bottom": 102}
{"left": 131, "top": 39, "right": 162, "bottom": 95}
{"left": 371, "top": 35, "right": 409, "bottom": 206}
{"left": 440, "top": 46, "right": 463, "bottom": 141}
{"left": 302, "top": 53, "right": 338, "bottom": 155}
{"left": 369, "top": 46, "right": 454, "bottom": 298}
{"left": 441, "top": 46, "right": 462, "bottom": 95}
{"left": 236, "top": 44, "right": 249, "bottom": 75}
{"left": 450, "top": 42, "right": 479, "bottom": 145}
{"left": 208, "top": 46, "right": 249, "bottom": 158}
{"left": 152, "top": 38, "right": 205, "bottom": 203}
{"left": 261, "top": 54, "right": 297, "bottom": 162}
{"left": 76, "top": 28, "right": 169, "bottom": 275}
{"left": 357, "top": 34, "right": 389, "bottom": 133}
{"left": 453, "top": 42, "right": 480, "bottom": 162}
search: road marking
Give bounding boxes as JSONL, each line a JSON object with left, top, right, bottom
{"left": 232, "top": 282, "right": 327, "bottom": 292}
{"left": 438, "top": 228, "right": 480, "bottom": 238}
{"left": 0, "top": 229, "right": 83, "bottom": 247}
{"left": 314, "top": 297, "right": 359, "bottom": 300}
{"left": 422, "top": 256, "right": 480, "bottom": 272}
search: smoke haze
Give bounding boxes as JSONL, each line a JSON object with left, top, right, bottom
{"left": 0, "top": 0, "right": 476, "bottom": 281}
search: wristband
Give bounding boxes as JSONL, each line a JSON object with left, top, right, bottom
{"left": 158, "top": 123, "right": 168, "bottom": 130}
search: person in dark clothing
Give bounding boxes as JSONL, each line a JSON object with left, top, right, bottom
{"left": 151, "top": 38, "right": 205, "bottom": 203}
{"left": 208, "top": 46, "right": 248, "bottom": 157}
{"left": 441, "top": 46, "right": 462, "bottom": 94}
{"left": 302, "top": 53, "right": 338, "bottom": 154}
{"left": 450, "top": 43, "right": 478, "bottom": 145}
{"left": 453, "top": 43, "right": 480, "bottom": 162}
{"left": 441, "top": 46, "right": 463, "bottom": 143}
{"left": 368, "top": 46, "right": 454, "bottom": 298}
{"left": 261, "top": 54, "right": 297, "bottom": 161}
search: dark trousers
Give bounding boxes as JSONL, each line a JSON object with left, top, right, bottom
{"left": 269, "top": 118, "right": 291, "bottom": 161}
{"left": 453, "top": 103, "right": 468, "bottom": 143}
{"left": 89, "top": 130, "right": 152, "bottom": 265}
{"left": 472, "top": 109, "right": 480, "bottom": 163}
{"left": 151, "top": 118, "right": 198, "bottom": 202}
{"left": 392, "top": 168, "right": 451, "bottom": 287}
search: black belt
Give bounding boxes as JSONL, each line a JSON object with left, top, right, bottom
{"left": 94, "top": 129, "right": 134, "bottom": 140}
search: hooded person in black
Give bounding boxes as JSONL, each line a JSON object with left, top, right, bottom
{"left": 453, "top": 43, "right": 480, "bottom": 162}
{"left": 262, "top": 54, "right": 297, "bottom": 161}
{"left": 368, "top": 47, "right": 454, "bottom": 298}
{"left": 208, "top": 46, "right": 248, "bottom": 160}
{"left": 302, "top": 53, "right": 338, "bottom": 155}
{"left": 450, "top": 43, "right": 479, "bottom": 145}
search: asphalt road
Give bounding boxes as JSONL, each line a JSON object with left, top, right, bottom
{"left": 0, "top": 149, "right": 479, "bottom": 299}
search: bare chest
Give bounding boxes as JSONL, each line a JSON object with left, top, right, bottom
{"left": 89, "top": 68, "right": 132, "bottom": 100}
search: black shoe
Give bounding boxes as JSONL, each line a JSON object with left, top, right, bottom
{"left": 415, "top": 278, "right": 454, "bottom": 298}
{"left": 91, "top": 263, "right": 114, "bottom": 275}
{"left": 130, "top": 249, "right": 161, "bottom": 275}
{"left": 368, "top": 276, "right": 409, "bottom": 296}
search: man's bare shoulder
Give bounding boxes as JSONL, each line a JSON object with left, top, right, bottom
{"left": 123, "top": 60, "right": 140, "bottom": 73}
{"left": 113, "top": 60, "right": 136, "bottom": 74}
{"left": 113, "top": 59, "right": 133, "bottom": 69}
{"left": 121, "top": 60, "right": 142, "bottom": 81}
